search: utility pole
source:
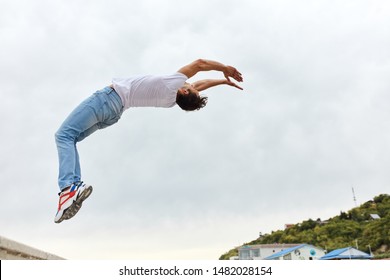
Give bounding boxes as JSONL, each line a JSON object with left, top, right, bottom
{"left": 352, "top": 187, "right": 358, "bottom": 207}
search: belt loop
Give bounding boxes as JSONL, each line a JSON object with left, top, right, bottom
{"left": 105, "top": 86, "right": 112, "bottom": 95}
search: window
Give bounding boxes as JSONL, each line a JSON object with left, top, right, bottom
{"left": 239, "top": 250, "right": 250, "bottom": 260}
{"left": 251, "top": 249, "right": 260, "bottom": 258}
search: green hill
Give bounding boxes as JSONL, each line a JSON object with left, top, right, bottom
{"left": 220, "top": 194, "right": 390, "bottom": 260}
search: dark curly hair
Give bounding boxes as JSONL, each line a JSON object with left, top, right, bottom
{"left": 176, "top": 91, "right": 208, "bottom": 111}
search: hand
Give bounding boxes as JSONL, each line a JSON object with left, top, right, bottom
{"left": 225, "top": 79, "right": 243, "bottom": 90}
{"left": 223, "top": 66, "right": 243, "bottom": 83}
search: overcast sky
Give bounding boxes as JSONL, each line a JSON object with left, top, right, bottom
{"left": 1, "top": 0, "right": 390, "bottom": 259}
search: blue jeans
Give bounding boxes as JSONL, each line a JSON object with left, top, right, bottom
{"left": 55, "top": 87, "right": 124, "bottom": 190}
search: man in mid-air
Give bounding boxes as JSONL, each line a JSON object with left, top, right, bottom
{"left": 54, "top": 58, "right": 244, "bottom": 223}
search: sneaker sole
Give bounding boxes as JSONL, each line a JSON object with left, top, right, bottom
{"left": 61, "top": 186, "right": 93, "bottom": 222}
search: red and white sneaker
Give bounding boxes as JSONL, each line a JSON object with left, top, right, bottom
{"left": 54, "top": 182, "right": 93, "bottom": 223}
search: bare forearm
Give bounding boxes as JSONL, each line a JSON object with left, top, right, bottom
{"left": 178, "top": 59, "right": 226, "bottom": 78}
{"left": 195, "top": 59, "right": 227, "bottom": 72}
{"left": 192, "top": 79, "right": 227, "bottom": 91}
{"left": 197, "top": 59, "right": 243, "bottom": 82}
{"left": 178, "top": 59, "right": 243, "bottom": 82}
{"left": 192, "top": 78, "right": 243, "bottom": 92}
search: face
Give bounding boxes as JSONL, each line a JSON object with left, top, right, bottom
{"left": 178, "top": 84, "right": 199, "bottom": 96}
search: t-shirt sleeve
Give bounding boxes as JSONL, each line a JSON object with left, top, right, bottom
{"left": 162, "top": 72, "right": 188, "bottom": 92}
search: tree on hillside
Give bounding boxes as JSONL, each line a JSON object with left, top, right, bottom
{"left": 219, "top": 194, "right": 390, "bottom": 260}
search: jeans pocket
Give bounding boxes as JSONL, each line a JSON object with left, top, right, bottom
{"left": 95, "top": 91, "right": 123, "bottom": 130}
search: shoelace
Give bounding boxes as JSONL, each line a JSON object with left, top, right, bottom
{"left": 57, "top": 181, "right": 84, "bottom": 196}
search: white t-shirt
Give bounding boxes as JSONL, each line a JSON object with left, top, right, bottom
{"left": 112, "top": 72, "right": 188, "bottom": 110}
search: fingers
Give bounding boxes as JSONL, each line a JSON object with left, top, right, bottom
{"left": 226, "top": 66, "right": 243, "bottom": 82}
{"left": 233, "top": 69, "right": 243, "bottom": 82}
{"left": 226, "top": 80, "right": 243, "bottom": 90}
{"left": 234, "top": 83, "right": 243, "bottom": 90}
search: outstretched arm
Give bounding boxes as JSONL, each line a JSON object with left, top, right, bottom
{"left": 178, "top": 59, "right": 243, "bottom": 82}
{"left": 192, "top": 79, "right": 243, "bottom": 92}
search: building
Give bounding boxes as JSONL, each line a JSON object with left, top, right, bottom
{"left": 264, "top": 244, "right": 325, "bottom": 260}
{"left": 369, "top": 214, "right": 380, "bottom": 220}
{"left": 238, "top": 244, "right": 302, "bottom": 260}
{"left": 320, "top": 247, "right": 372, "bottom": 260}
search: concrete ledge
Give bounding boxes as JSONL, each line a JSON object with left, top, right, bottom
{"left": 0, "top": 236, "right": 64, "bottom": 260}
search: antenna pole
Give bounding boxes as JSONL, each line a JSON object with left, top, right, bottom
{"left": 352, "top": 187, "right": 357, "bottom": 207}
